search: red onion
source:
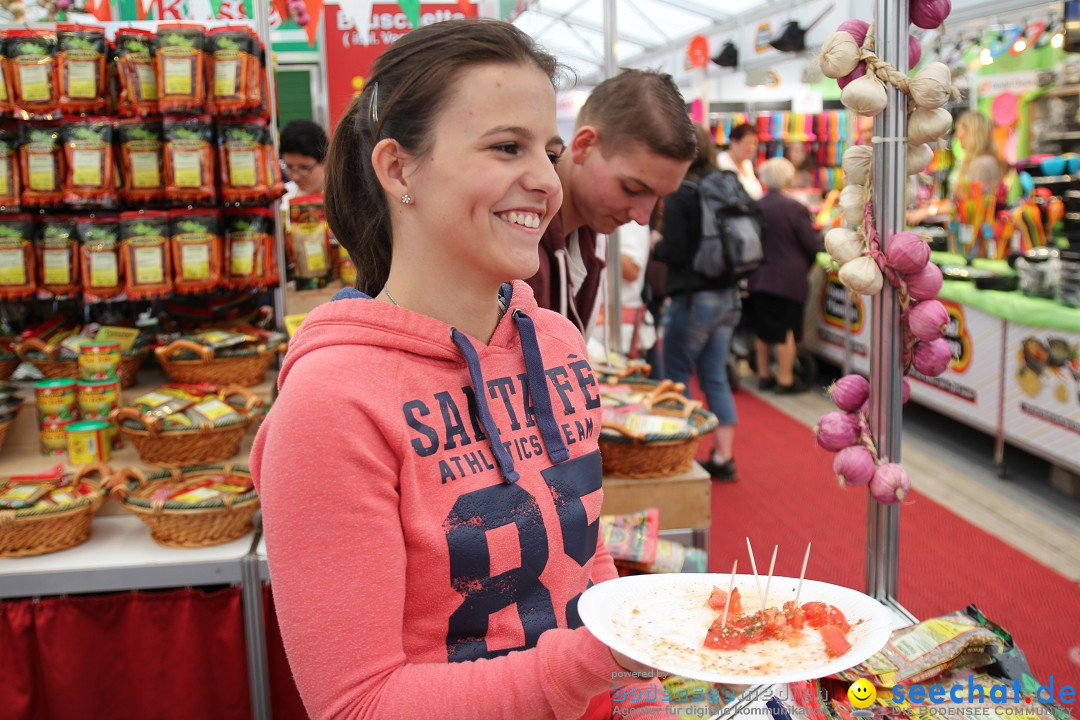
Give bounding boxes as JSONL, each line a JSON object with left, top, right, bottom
{"left": 830, "top": 374, "right": 870, "bottom": 412}
{"left": 905, "top": 262, "right": 943, "bottom": 300}
{"left": 913, "top": 338, "right": 952, "bottom": 376}
{"left": 909, "top": 35, "right": 922, "bottom": 67}
{"left": 835, "top": 446, "right": 877, "bottom": 488}
{"left": 837, "top": 63, "right": 867, "bottom": 90}
{"left": 886, "top": 231, "right": 931, "bottom": 274}
{"left": 815, "top": 411, "right": 861, "bottom": 452}
{"left": 907, "top": 300, "right": 949, "bottom": 341}
{"left": 870, "top": 463, "right": 911, "bottom": 504}
{"left": 837, "top": 19, "right": 869, "bottom": 45}
{"left": 910, "top": 0, "right": 951, "bottom": 30}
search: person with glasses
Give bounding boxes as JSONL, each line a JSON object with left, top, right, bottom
{"left": 281, "top": 119, "right": 329, "bottom": 198}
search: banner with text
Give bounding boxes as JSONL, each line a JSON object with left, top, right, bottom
{"left": 324, "top": 2, "right": 477, "bottom": 130}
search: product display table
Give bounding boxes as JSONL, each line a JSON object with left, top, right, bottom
{"left": 0, "top": 515, "right": 253, "bottom": 599}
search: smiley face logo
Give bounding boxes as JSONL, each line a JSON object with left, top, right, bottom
{"left": 848, "top": 679, "right": 877, "bottom": 708}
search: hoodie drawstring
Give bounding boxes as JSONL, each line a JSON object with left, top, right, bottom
{"left": 512, "top": 310, "right": 570, "bottom": 465}
{"left": 448, "top": 307, "right": 572, "bottom": 485}
{"left": 451, "top": 329, "right": 521, "bottom": 484}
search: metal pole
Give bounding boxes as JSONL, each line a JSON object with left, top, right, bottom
{"left": 603, "top": 0, "right": 623, "bottom": 354}
{"left": 865, "top": 0, "right": 908, "bottom": 602}
{"left": 254, "top": 0, "right": 288, "bottom": 331}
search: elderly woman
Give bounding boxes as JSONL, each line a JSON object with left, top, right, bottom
{"left": 748, "top": 157, "right": 822, "bottom": 394}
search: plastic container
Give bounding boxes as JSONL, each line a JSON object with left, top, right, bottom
{"left": 66, "top": 420, "right": 112, "bottom": 464}
{"left": 1015, "top": 248, "right": 1060, "bottom": 299}
{"left": 78, "top": 341, "right": 122, "bottom": 381}
{"left": 77, "top": 378, "right": 121, "bottom": 419}
{"left": 34, "top": 379, "right": 78, "bottom": 423}
{"left": 40, "top": 420, "right": 73, "bottom": 456}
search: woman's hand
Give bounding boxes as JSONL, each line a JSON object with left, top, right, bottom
{"left": 610, "top": 648, "right": 667, "bottom": 681}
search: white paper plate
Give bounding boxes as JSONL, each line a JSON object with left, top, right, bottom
{"left": 579, "top": 573, "right": 893, "bottom": 685}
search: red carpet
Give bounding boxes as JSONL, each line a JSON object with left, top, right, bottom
{"left": 700, "top": 390, "right": 1080, "bottom": 695}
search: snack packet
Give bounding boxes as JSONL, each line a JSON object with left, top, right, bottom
{"left": 37, "top": 216, "right": 81, "bottom": 296}
{"left": 155, "top": 24, "right": 207, "bottom": 114}
{"left": 114, "top": 29, "right": 158, "bottom": 118}
{"left": 57, "top": 24, "right": 108, "bottom": 115}
{"left": 833, "top": 610, "right": 1006, "bottom": 686}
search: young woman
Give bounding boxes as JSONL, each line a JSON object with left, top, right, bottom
{"left": 654, "top": 124, "right": 742, "bottom": 481}
{"left": 251, "top": 19, "right": 665, "bottom": 720}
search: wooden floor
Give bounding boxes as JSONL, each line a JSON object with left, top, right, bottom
{"left": 742, "top": 369, "right": 1080, "bottom": 583}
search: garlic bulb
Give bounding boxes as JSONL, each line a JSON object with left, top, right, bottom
{"left": 907, "top": 143, "right": 934, "bottom": 175}
{"left": 842, "top": 145, "right": 873, "bottom": 186}
{"left": 839, "top": 185, "right": 868, "bottom": 227}
{"left": 820, "top": 32, "right": 861, "bottom": 79}
{"left": 841, "top": 75, "right": 889, "bottom": 116}
{"left": 906, "top": 176, "right": 919, "bottom": 206}
{"left": 908, "top": 107, "right": 952, "bottom": 145}
{"left": 908, "top": 62, "right": 952, "bottom": 109}
{"left": 839, "top": 256, "right": 884, "bottom": 296}
{"left": 826, "top": 227, "right": 865, "bottom": 264}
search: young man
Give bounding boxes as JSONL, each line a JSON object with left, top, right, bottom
{"left": 526, "top": 70, "right": 697, "bottom": 335}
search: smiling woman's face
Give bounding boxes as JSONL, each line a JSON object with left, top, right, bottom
{"left": 400, "top": 62, "right": 565, "bottom": 284}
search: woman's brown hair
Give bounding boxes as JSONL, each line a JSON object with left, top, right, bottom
{"left": 324, "top": 19, "right": 561, "bottom": 295}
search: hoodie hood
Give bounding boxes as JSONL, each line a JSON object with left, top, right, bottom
{"left": 280, "top": 280, "right": 572, "bottom": 483}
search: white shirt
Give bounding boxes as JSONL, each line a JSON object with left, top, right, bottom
{"left": 718, "top": 151, "right": 764, "bottom": 200}
{"left": 589, "top": 222, "right": 656, "bottom": 357}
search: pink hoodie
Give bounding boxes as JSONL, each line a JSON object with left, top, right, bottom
{"left": 251, "top": 281, "right": 666, "bottom": 720}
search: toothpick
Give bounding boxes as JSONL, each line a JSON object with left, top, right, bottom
{"left": 721, "top": 559, "right": 738, "bottom": 629}
{"left": 762, "top": 544, "right": 778, "bottom": 610}
{"left": 794, "top": 542, "right": 812, "bottom": 607}
{"left": 745, "top": 537, "right": 764, "bottom": 610}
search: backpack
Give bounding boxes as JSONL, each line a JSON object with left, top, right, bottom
{"left": 685, "top": 169, "right": 765, "bottom": 281}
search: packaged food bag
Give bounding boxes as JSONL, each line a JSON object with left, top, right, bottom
{"left": 57, "top": 24, "right": 108, "bottom": 115}
{"left": 62, "top": 119, "right": 117, "bottom": 208}
{"left": 37, "top": 216, "right": 80, "bottom": 296}
{"left": 4, "top": 29, "right": 60, "bottom": 119}
{"left": 833, "top": 609, "right": 1006, "bottom": 686}
{"left": 78, "top": 215, "right": 124, "bottom": 301}
{"left": 155, "top": 24, "right": 207, "bottom": 115}
{"left": 114, "top": 29, "right": 159, "bottom": 118}
{"left": 120, "top": 210, "right": 172, "bottom": 300}
{"left": 117, "top": 119, "right": 165, "bottom": 206}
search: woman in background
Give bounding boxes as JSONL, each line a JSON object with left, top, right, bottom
{"left": 748, "top": 158, "right": 821, "bottom": 394}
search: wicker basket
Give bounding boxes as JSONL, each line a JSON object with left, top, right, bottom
{"left": 111, "top": 385, "right": 264, "bottom": 467}
{"left": 155, "top": 339, "right": 284, "bottom": 387}
{"left": 0, "top": 352, "right": 18, "bottom": 382}
{"left": 0, "top": 464, "right": 112, "bottom": 558}
{"left": 599, "top": 389, "right": 719, "bottom": 479}
{"left": 108, "top": 465, "right": 259, "bottom": 548}
{"left": 16, "top": 338, "right": 149, "bottom": 389}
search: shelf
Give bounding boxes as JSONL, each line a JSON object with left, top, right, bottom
{"left": 0, "top": 514, "right": 255, "bottom": 598}
{"left": 1044, "top": 131, "right": 1080, "bottom": 141}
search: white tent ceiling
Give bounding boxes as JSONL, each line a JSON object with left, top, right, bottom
{"left": 511, "top": 0, "right": 781, "bottom": 84}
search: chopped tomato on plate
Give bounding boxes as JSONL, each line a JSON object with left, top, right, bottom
{"left": 819, "top": 624, "right": 852, "bottom": 658}
{"left": 704, "top": 625, "right": 747, "bottom": 650}
{"left": 707, "top": 586, "right": 742, "bottom": 616}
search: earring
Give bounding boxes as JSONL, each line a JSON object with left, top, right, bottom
{"left": 400, "top": 194, "right": 413, "bottom": 205}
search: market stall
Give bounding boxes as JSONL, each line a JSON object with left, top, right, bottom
{"left": 808, "top": 250, "right": 1080, "bottom": 475}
